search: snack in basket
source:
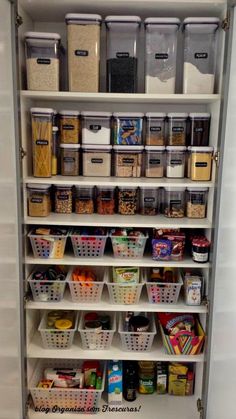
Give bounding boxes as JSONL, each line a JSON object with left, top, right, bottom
{"left": 34, "top": 227, "right": 67, "bottom": 236}
{"left": 47, "top": 310, "right": 74, "bottom": 330}
{"left": 158, "top": 313, "right": 195, "bottom": 337}
{"left": 37, "top": 379, "right": 54, "bottom": 389}
{"left": 152, "top": 239, "right": 172, "bottom": 261}
{"left": 72, "top": 267, "right": 97, "bottom": 288}
{"left": 152, "top": 229, "right": 186, "bottom": 261}
{"left": 32, "top": 266, "right": 66, "bottom": 285}
{"left": 112, "top": 267, "right": 139, "bottom": 284}
{"left": 44, "top": 368, "right": 84, "bottom": 388}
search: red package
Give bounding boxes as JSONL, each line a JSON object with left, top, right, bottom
{"left": 158, "top": 313, "right": 195, "bottom": 336}
{"left": 162, "top": 232, "right": 186, "bottom": 261}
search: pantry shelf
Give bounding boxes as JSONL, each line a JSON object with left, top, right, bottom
{"left": 27, "top": 332, "right": 204, "bottom": 362}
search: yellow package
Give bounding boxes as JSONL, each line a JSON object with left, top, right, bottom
{"left": 168, "top": 374, "right": 187, "bottom": 396}
{"left": 169, "top": 363, "right": 188, "bottom": 375}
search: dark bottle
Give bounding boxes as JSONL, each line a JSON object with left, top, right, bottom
{"left": 123, "top": 361, "right": 138, "bottom": 402}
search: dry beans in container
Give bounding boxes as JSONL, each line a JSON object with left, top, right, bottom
{"left": 31, "top": 108, "right": 53, "bottom": 178}
{"left": 55, "top": 185, "right": 73, "bottom": 214}
{"left": 145, "top": 113, "right": 166, "bottom": 146}
{"left": 113, "top": 113, "right": 144, "bottom": 145}
{"left": 97, "top": 187, "right": 116, "bottom": 215}
{"left": 66, "top": 14, "right": 101, "bottom": 92}
{"left": 189, "top": 147, "right": 213, "bottom": 181}
{"left": 81, "top": 111, "right": 112, "bottom": 145}
{"left": 25, "top": 32, "right": 60, "bottom": 91}
{"left": 140, "top": 187, "right": 159, "bottom": 215}
{"left": 145, "top": 146, "right": 165, "bottom": 178}
{"left": 189, "top": 113, "right": 211, "bottom": 146}
{"left": 167, "top": 113, "right": 187, "bottom": 146}
{"left": 164, "top": 187, "right": 185, "bottom": 218}
{"left": 166, "top": 146, "right": 186, "bottom": 178}
{"left": 186, "top": 188, "right": 208, "bottom": 219}
{"left": 113, "top": 146, "right": 143, "bottom": 177}
{"left": 118, "top": 187, "right": 138, "bottom": 215}
{"left": 82, "top": 145, "right": 112, "bottom": 177}
{"left": 27, "top": 184, "right": 51, "bottom": 217}
{"left": 75, "top": 186, "right": 94, "bottom": 214}
{"left": 60, "top": 144, "right": 80, "bottom": 176}
{"left": 59, "top": 111, "right": 79, "bottom": 144}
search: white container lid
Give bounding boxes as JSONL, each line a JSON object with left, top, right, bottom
{"left": 166, "top": 146, "right": 186, "bottom": 151}
{"left": 189, "top": 146, "right": 213, "bottom": 152}
{"left": 140, "top": 186, "right": 160, "bottom": 190}
{"left": 55, "top": 184, "right": 72, "bottom": 188}
{"left": 65, "top": 13, "right": 102, "bottom": 23}
{"left": 145, "top": 18, "right": 180, "bottom": 26}
{"left": 27, "top": 183, "right": 51, "bottom": 189}
{"left": 113, "top": 112, "right": 144, "bottom": 118}
{"left": 81, "top": 111, "right": 112, "bottom": 118}
{"left": 145, "top": 146, "right": 165, "bottom": 151}
{"left": 75, "top": 185, "right": 94, "bottom": 190}
{"left": 97, "top": 186, "right": 116, "bottom": 190}
{"left": 189, "top": 113, "right": 211, "bottom": 118}
{"left": 164, "top": 187, "right": 186, "bottom": 192}
{"left": 30, "top": 107, "right": 54, "bottom": 115}
{"left": 59, "top": 110, "right": 79, "bottom": 116}
{"left": 187, "top": 187, "right": 209, "bottom": 192}
{"left": 25, "top": 31, "right": 61, "bottom": 40}
{"left": 146, "top": 112, "right": 166, "bottom": 118}
{"left": 118, "top": 186, "right": 138, "bottom": 190}
{"left": 82, "top": 145, "right": 112, "bottom": 150}
{"left": 105, "top": 16, "right": 141, "bottom": 24}
{"left": 60, "top": 144, "right": 80, "bottom": 149}
{"left": 52, "top": 126, "right": 59, "bottom": 132}
{"left": 113, "top": 145, "right": 144, "bottom": 151}
{"left": 167, "top": 113, "right": 188, "bottom": 118}
{"left": 183, "top": 17, "right": 220, "bottom": 26}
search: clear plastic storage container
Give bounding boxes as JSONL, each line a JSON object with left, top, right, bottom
{"left": 82, "top": 145, "right": 112, "bottom": 177}
{"left": 166, "top": 146, "right": 186, "bottom": 178}
{"left": 52, "top": 126, "right": 59, "bottom": 175}
{"left": 105, "top": 16, "right": 141, "bottom": 93}
{"left": 81, "top": 112, "right": 112, "bottom": 145}
{"left": 60, "top": 144, "right": 80, "bottom": 176}
{"left": 118, "top": 187, "right": 138, "bottom": 215}
{"left": 59, "top": 111, "right": 79, "bottom": 144}
{"left": 186, "top": 187, "right": 208, "bottom": 218}
{"left": 145, "top": 18, "right": 180, "bottom": 94}
{"left": 75, "top": 186, "right": 94, "bottom": 214}
{"left": 145, "top": 113, "right": 166, "bottom": 146}
{"left": 31, "top": 108, "right": 53, "bottom": 178}
{"left": 183, "top": 18, "right": 220, "bottom": 94}
{"left": 140, "top": 187, "right": 159, "bottom": 215}
{"left": 25, "top": 32, "right": 61, "bottom": 91}
{"left": 113, "top": 145, "right": 143, "bottom": 177}
{"left": 145, "top": 146, "right": 165, "bottom": 178}
{"left": 65, "top": 14, "right": 102, "bottom": 92}
{"left": 27, "top": 184, "right": 51, "bottom": 217}
{"left": 97, "top": 187, "right": 116, "bottom": 215}
{"left": 167, "top": 113, "right": 188, "bottom": 146}
{"left": 189, "top": 146, "right": 213, "bottom": 181}
{"left": 113, "top": 112, "right": 143, "bottom": 145}
{"left": 189, "top": 113, "right": 211, "bottom": 146}
{"left": 164, "top": 187, "right": 185, "bottom": 218}
{"left": 55, "top": 185, "right": 73, "bottom": 214}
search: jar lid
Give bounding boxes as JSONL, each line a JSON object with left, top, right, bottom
{"left": 113, "top": 145, "right": 144, "bottom": 151}
{"left": 167, "top": 113, "right": 188, "bottom": 118}
{"left": 145, "top": 17, "right": 180, "bottom": 26}
{"left": 189, "top": 113, "right": 211, "bottom": 118}
{"left": 59, "top": 110, "right": 79, "bottom": 116}
{"left": 55, "top": 184, "right": 72, "bottom": 189}
{"left": 146, "top": 112, "right": 166, "bottom": 118}
{"left": 187, "top": 187, "right": 209, "bottom": 192}
{"left": 140, "top": 186, "right": 160, "bottom": 190}
{"left": 183, "top": 17, "right": 220, "bottom": 26}
{"left": 113, "top": 112, "right": 144, "bottom": 118}
{"left": 81, "top": 111, "right": 112, "bottom": 118}
{"left": 166, "top": 146, "right": 186, "bottom": 151}
{"left": 27, "top": 183, "right": 51, "bottom": 189}
{"left": 192, "top": 237, "right": 210, "bottom": 247}
{"left": 189, "top": 146, "right": 213, "bottom": 152}
{"left": 105, "top": 16, "right": 141, "bottom": 24}
{"left": 82, "top": 145, "right": 112, "bottom": 150}
{"left": 52, "top": 126, "right": 59, "bottom": 132}
{"left": 30, "top": 107, "right": 54, "bottom": 115}
{"left": 164, "top": 187, "right": 186, "bottom": 192}
{"left": 65, "top": 13, "right": 102, "bottom": 23}
{"left": 25, "top": 31, "right": 61, "bottom": 40}
{"left": 145, "top": 146, "right": 165, "bottom": 151}
{"left": 60, "top": 144, "right": 80, "bottom": 149}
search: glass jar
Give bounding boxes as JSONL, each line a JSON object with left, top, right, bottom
{"left": 82, "top": 145, "right": 112, "bottom": 177}
{"left": 164, "top": 187, "right": 185, "bottom": 218}
{"left": 31, "top": 107, "right": 53, "bottom": 178}
{"left": 140, "top": 187, "right": 159, "bottom": 215}
{"left": 59, "top": 110, "right": 80, "bottom": 144}
{"left": 55, "top": 185, "right": 73, "bottom": 214}
{"left": 25, "top": 32, "right": 60, "bottom": 91}
{"left": 166, "top": 146, "right": 186, "bottom": 178}
{"left": 81, "top": 111, "right": 112, "bottom": 145}
{"left": 144, "top": 18, "right": 180, "bottom": 93}
{"left": 186, "top": 188, "right": 208, "bottom": 218}
{"left": 183, "top": 18, "right": 220, "bottom": 94}
{"left": 167, "top": 113, "right": 188, "bottom": 146}
{"left": 189, "top": 113, "right": 211, "bottom": 146}
{"left": 75, "top": 186, "right": 94, "bottom": 214}
{"left": 113, "top": 145, "right": 143, "bottom": 177}
{"left": 60, "top": 144, "right": 80, "bottom": 176}
{"left": 65, "top": 13, "right": 102, "bottom": 92}
{"left": 189, "top": 146, "right": 213, "bottom": 181}
{"left": 27, "top": 184, "right": 51, "bottom": 217}
{"left": 145, "top": 146, "right": 165, "bottom": 178}
{"left": 96, "top": 187, "right": 116, "bottom": 215}
{"left": 105, "top": 16, "right": 141, "bottom": 93}
{"left": 118, "top": 187, "right": 138, "bottom": 215}
{"left": 145, "top": 113, "right": 166, "bottom": 146}
{"left": 138, "top": 361, "right": 155, "bottom": 394}
{"left": 113, "top": 113, "right": 143, "bottom": 145}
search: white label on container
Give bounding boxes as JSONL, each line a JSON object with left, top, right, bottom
{"left": 91, "top": 158, "right": 103, "bottom": 164}
{"left": 31, "top": 197, "right": 43, "bottom": 204}
{"left": 195, "top": 162, "right": 208, "bottom": 167}
{"left": 89, "top": 124, "right": 101, "bottom": 131}
{"left": 37, "top": 58, "right": 51, "bottom": 65}
{"left": 150, "top": 126, "right": 161, "bottom": 132}
{"left": 170, "top": 159, "right": 182, "bottom": 165}
{"left": 75, "top": 50, "right": 89, "bottom": 56}
{"left": 172, "top": 127, "right": 184, "bottom": 133}
{"left": 155, "top": 53, "right": 168, "bottom": 59}
{"left": 194, "top": 127, "right": 204, "bottom": 133}
{"left": 195, "top": 52, "right": 208, "bottom": 59}
{"left": 62, "top": 124, "right": 75, "bottom": 130}
{"left": 192, "top": 251, "right": 208, "bottom": 262}
{"left": 116, "top": 52, "right": 129, "bottom": 58}
{"left": 149, "top": 159, "right": 161, "bottom": 165}
{"left": 36, "top": 140, "right": 48, "bottom": 146}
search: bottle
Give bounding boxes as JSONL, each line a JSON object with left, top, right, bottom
{"left": 186, "top": 371, "right": 194, "bottom": 395}
{"left": 123, "top": 361, "right": 137, "bottom": 402}
{"left": 150, "top": 268, "right": 163, "bottom": 282}
{"left": 95, "top": 371, "right": 103, "bottom": 390}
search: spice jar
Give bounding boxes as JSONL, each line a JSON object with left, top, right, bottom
{"left": 59, "top": 110, "right": 79, "bottom": 144}
{"left": 145, "top": 113, "right": 166, "bottom": 146}
{"left": 186, "top": 188, "right": 208, "bottom": 218}
{"left": 140, "top": 187, "right": 159, "bottom": 215}
{"left": 31, "top": 107, "right": 53, "bottom": 178}
{"left": 166, "top": 146, "right": 186, "bottom": 178}
{"left": 27, "top": 184, "right": 51, "bottom": 217}
{"left": 82, "top": 145, "right": 112, "bottom": 177}
{"left": 145, "top": 146, "right": 165, "bottom": 178}
{"left": 75, "top": 186, "right": 94, "bottom": 214}
{"left": 189, "top": 146, "right": 213, "bottom": 181}
{"left": 118, "top": 187, "right": 138, "bottom": 215}
{"left": 167, "top": 113, "right": 188, "bottom": 146}
{"left": 113, "top": 146, "right": 143, "bottom": 177}
{"left": 113, "top": 113, "right": 144, "bottom": 145}
{"left": 164, "top": 187, "right": 185, "bottom": 218}
{"left": 81, "top": 111, "right": 112, "bottom": 145}
{"left": 55, "top": 185, "right": 73, "bottom": 214}
{"left": 97, "top": 187, "right": 115, "bottom": 215}
{"left": 60, "top": 144, "right": 80, "bottom": 176}
{"left": 189, "top": 113, "right": 211, "bottom": 146}
{"left": 192, "top": 236, "right": 210, "bottom": 263}
{"left": 138, "top": 361, "right": 155, "bottom": 394}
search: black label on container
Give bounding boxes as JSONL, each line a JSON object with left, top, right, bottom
{"left": 122, "top": 197, "right": 135, "bottom": 203}
{"left": 195, "top": 162, "right": 208, "bottom": 167}
{"left": 191, "top": 195, "right": 204, "bottom": 205}
{"left": 89, "top": 124, "right": 101, "bottom": 131}
{"left": 78, "top": 196, "right": 91, "bottom": 201}
{"left": 91, "top": 158, "right": 103, "bottom": 164}
{"left": 31, "top": 197, "right": 43, "bottom": 204}
{"left": 150, "top": 126, "right": 161, "bottom": 132}
{"left": 122, "top": 125, "right": 135, "bottom": 131}
{"left": 37, "top": 58, "right": 51, "bottom": 65}
{"left": 170, "top": 159, "right": 182, "bottom": 165}
{"left": 116, "top": 52, "right": 129, "bottom": 58}
{"left": 155, "top": 53, "right": 168, "bottom": 59}
{"left": 63, "top": 157, "right": 75, "bottom": 163}
{"left": 100, "top": 197, "right": 112, "bottom": 201}
{"left": 123, "top": 158, "right": 135, "bottom": 164}
{"left": 75, "top": 49, "right": 88, "bottom": 56}
{"left": 172, "top": 127, "right": 184, "bottom": 133}
{"left": 144, "top": 197, "right": 155, "bottom": 203}
{"left": 194, "top": 127, "right": 204, "bottom": 133}
{"left": 149, "top": 159, "right": 161, "bottom": 165}
{"left": 170, "top": 199, "right": 181, "bottom": 205}
{"left": 58, "top": 194, "right": 69, "bottom": 200}
{"left": 62, "top": 124, "right": 75, "bottom": 130}
{"left": 195, "top": 52, "right": 208, "bottom": 59}
{"left": 36, "top": 140, "right": 48, "bottom": 146}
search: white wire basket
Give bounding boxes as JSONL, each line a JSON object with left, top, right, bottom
{"left": 28, "top": 266, "right": 67, "bottom": 302}
{"left": 29, "top": 359, "right": 105, "bottom": 413}
{"left": 145, "top": 271, "right": 183, "bottom": 304}
{"left": 110, "top": 232, "right": 148, "bottom": 259}
{"left": 70, "top": 230, "right": 108, "bottom": 258}
{"left": 67, "top": 266, "right": 105, "bottom": 303}
{"left": 78, "top": 312, "right": 116, "bottom": 350}
{"left": 38, "top": 311, "right": 79, "bottom": 349}
{"left": 118, "top": 313, "right": 156, "bottom": 352}
{"left": 28, "top": 229, "right": 68, "bottom": 259}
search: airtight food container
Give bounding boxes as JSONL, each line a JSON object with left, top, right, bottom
{"left": 59, "top": 111, "right": 80, "bottom": 144}
{"left": 145, "top": 146, "right": 165, "bottom": 178}
{"left": 167, "top": 113, "right": 188, "bottom": 146}
{"left": 60, "top": 144, "right": 80, "bottom": 176}
{"left": 25, "top": 32, "right": 61, "bottom": 91}
{"left": 189, "top": 113, "right": 211, "bottom": 146}
{"left": 113, "top": 112, "right": 144, "bottom": 145}
{"left": 27, "top": 184, "right": 52, "bottom": 217}
{"left": 164, "top": 187, "right": 185, "bottom": 218}
{"left": 145, "top": 113, "right": 166, "bottom": 146}
{"left": 105, "top": 16, "right": 141, "bottom": 93}
{"left": 166, "top": 146, "right": 186, "bottom": 178}
{"left": 189, "top": 146, "right": 213, "bottom": 181}
{"left": 186, "top": 188, "right": 208, "bottom": 219}
{"left": 82, "top": 145, "right": 112, "bottom": 177}
{"left": 183, "top": 18, "right": 220, "bottom": 94}
{"left": 81, "top": 112, "right": 112, "bottom": 145}
{"left": 31, "top": 108, "right": 54, "bottom": 178}
{"left": 144, "top": 18, "right": 180, "bottom": 94}
{"left": 140, "top": 187, "right": 159, "bottom": 215}
{"left": 65, "top": 14, "right": 102, "bottom": 92}
{"left": 113, "top": 145, "right": 143, "bottom": 177}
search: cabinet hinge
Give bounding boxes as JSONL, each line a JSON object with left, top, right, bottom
{"left": 203, "top": 297, "right": 210, "bottom": 312}
{"left": 222, "top": 14, "right": 230, "bottom": 31}
{"left": 197, "top": 398, "right": 204, "bottom": 419}
{"left": 214, "top": 150, "right": 220, "bottom": 168}
{"left": 26, "top": 393, "right": 32, "bottom": 410}
{"left": 24, "top": 291, "right": 31, "bottom": 304}
{"left": 20, "top": 146, "right": 27, "bottom": 160}
{"left": 15, "top": 13, "right": 23, "bottom": 27}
